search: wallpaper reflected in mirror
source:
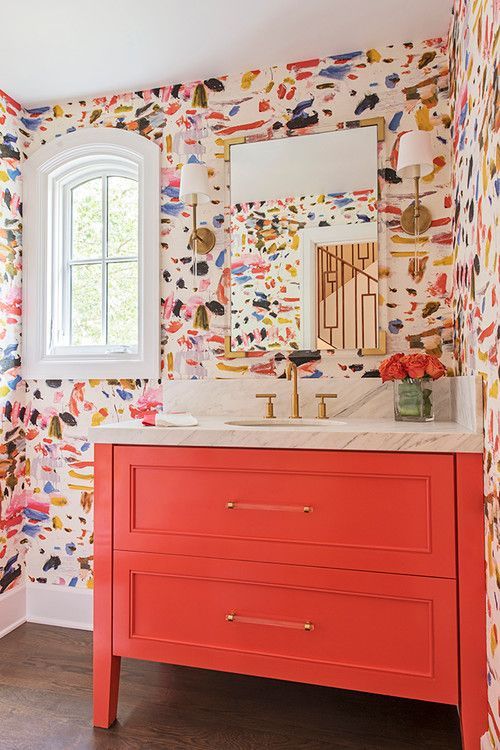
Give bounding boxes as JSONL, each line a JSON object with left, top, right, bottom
{"left": 229, "top": 126, "right": 379, "bottom": 352}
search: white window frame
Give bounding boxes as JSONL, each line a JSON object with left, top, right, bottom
{"left": 58, "top": 160, "right": 140, "bottom": 356}
{"left": 23, "top": 128, "right": 160, "bottom": 379}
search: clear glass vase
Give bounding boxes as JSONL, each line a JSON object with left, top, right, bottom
{"left": 393, "top": 379, "right": 434, "bottom": 422}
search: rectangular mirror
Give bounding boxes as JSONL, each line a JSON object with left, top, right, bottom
{"left": 228, "top": 122, "right": 381, "bottom": 353}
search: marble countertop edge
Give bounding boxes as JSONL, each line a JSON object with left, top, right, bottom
{"left": 88, "top": 417, "right": 483, "bottom": 454}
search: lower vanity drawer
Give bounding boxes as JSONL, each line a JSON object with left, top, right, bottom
{"left": 113, "top": 551, "right": 458, "bottom": 704}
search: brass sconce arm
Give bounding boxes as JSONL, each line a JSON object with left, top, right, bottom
{"left": 189, "top": 197, "right": 216, "bottom": 256}
{"left": 400, "top": 174, "right": 432, "bottom": 236}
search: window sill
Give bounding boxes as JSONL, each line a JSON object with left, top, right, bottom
{"left": 22, "top": 355, "right": 160, "bottom": 380}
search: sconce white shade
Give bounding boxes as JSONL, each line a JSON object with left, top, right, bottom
{"left": 179, "top": 162, "right": 210, "bottom": 205}
{"left": 396, "top": 131, "right": 434, "bottom": 179}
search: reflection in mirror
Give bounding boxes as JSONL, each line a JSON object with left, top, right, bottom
{"left": 229, "top": 125, "right": 379, "bottom": 353}
{"left": 300, "top": 222, "right": 378, "bottom": 351}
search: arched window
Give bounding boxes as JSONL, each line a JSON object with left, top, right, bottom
{"left": 23, "top": 128, "right": 160, "bottom": 378}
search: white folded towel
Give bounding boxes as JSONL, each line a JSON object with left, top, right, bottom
{"left": 142, "top": 412, "right": 198, "bottom": 427}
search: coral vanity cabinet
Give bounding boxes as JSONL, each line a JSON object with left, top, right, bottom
{"left": 93, "top": 445, "right": 487, "bottom": 748}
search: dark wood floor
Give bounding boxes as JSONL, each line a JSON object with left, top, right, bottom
{"left": 0, "top": 623, "right": 461, "bottom": 750}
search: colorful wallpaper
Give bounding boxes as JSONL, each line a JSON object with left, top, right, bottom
{"left": 450, "top": 0, "right": 499, "bottom": 746}
{"left": 0, "top": 90, "right": 25, "bottom": 595}
{"left": 23, "top": 379, "right": 162, "bottom": 588}
{"left": 20, "top": 37, "right": 454, "bottom": 381}
{"left": 0, "top": 37, "right": 455, "bottom": 591}
{"left": 230, "top": 189, "right": 377, "bottom": 350}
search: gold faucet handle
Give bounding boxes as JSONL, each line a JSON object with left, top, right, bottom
{"left": 315, "top": 393, "right": 337, "bottom": 420}
{"left": 256, "top": 393, "right": 277, "bottom": 419}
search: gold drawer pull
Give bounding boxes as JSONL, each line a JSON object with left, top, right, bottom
{"left": 226, "top": 501, "right": 313, "bottom": 514}
{"left": 225, "top": 612, "right": 314, "bottom": 631}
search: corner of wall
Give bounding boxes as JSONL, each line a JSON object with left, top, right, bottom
{"left": 26, "top": 583, "right": 93, "bottom": 630}
{"left": 0, "top": 583, "right": 26, "bottom": 637}
{"left": 0, "top": 89, "right": 27, "bottom": 605}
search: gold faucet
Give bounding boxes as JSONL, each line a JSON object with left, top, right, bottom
{"left": 286, "top": 362, "right": 301, "bottom": 419}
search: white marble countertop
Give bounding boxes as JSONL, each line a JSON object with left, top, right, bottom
{"left": 88, "top": 416, "right": 482, "bottom": 453}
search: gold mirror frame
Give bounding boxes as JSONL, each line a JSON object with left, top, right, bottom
{"left": 223, "top": 116, "right": 387, "bottom": 360}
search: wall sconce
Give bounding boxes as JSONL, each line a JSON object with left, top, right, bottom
{"left": 179, "top": 162, "right": 216, "bottom": 255}
{"left": 396, "top": 130, "right": 434, "bottom": 236}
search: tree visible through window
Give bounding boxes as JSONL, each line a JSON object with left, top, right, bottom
{"left": 68, "top": 174, "right": 139, "bottom": 349}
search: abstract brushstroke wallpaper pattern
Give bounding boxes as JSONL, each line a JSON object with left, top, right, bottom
{"left": 450, "top": 0, "right": 499, "bottom": 745}
{"left": 0, "top": 37, "right": 455, "bottom": 591}
{"left": 24, "top": 380, "right": 162, "bottom": 588}
{"left": 0, "top": 90, "right": 25, "bottom": 595}
{"left": 230, "top": 190, "right": 377, "bottom": 350}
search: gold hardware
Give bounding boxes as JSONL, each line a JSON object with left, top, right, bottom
{"left": 190, "top": 226, "right": 216, "bottom": 255}
{"left": 226, "top": 501, "right": 312, "bottom": 513}
{"left": 225, "top": 611, "right": 314, "bottom": 631}
{"left": 256, "top": 393, "right": 277, "bottom": 419}
{"left": 286, "top": 362, "right": 301, "bottom": 419}
{"left": 222, "top": 136, "right": 246, "bottom": 162}
{"left": 345, "top": 115, "right": 385, "bottom": 142}
{"left": 315, "top": 393, "right": 337, "bottom": 420}
{"left": 400, "top": 175, "right": 432, "bottom": 236}
{"left": 223, "top": 335, "right": 248, "bottom": 359}
{"left": 189, "top": 198, "right": 216, "bottom": 256}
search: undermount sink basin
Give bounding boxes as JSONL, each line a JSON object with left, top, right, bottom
{"left": 225, "top": 418, "right": 346, "bottom": 427}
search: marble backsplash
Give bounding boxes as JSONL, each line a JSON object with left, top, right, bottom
{"left": 163, "top": 375, "right": 482, "bottom": 431}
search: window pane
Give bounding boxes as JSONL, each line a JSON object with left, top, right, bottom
{"left": 71, "top": 264, "right": 103, "bottom": 345}
{"left": 107, "top": 176, "right": 138, "bottom": 258}
{"left": 71, "top": 178, "right": 103, "bottom": 259}
{"left": 107, "top": 261, "right": 138, "bottom": 346}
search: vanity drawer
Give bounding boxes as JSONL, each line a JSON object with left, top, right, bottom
{"left": 113, "top": 551, "right": 458, "bottom": 704}
{"left": 113, "top": 446, "right": 456, "bottom": 577}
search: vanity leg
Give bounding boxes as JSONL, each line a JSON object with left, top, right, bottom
{"left": 93, "top": 444, "right": 120, "bottom": 728}
{"left": 456, "top": 454, "right": 488, "bottom": 749}
{"left": 94, "top": 652, "right": 121, "bottom": 728}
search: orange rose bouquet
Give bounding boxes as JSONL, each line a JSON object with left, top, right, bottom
{"left": 379, "top": 352, "right": 447, "bottom": 422}
{"left": 379, "top": 353, "right": 446, "bottom": 383}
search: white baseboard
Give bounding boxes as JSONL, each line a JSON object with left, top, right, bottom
{"left": 0, "top": 584, "right": 27, "bottom": 638}
{"left": 27, "top": 583, "right": 93, "bottom": 631}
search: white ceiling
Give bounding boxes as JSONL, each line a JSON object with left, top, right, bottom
{"left": 2, "top": 0, "right": 453, "bottom": 108}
